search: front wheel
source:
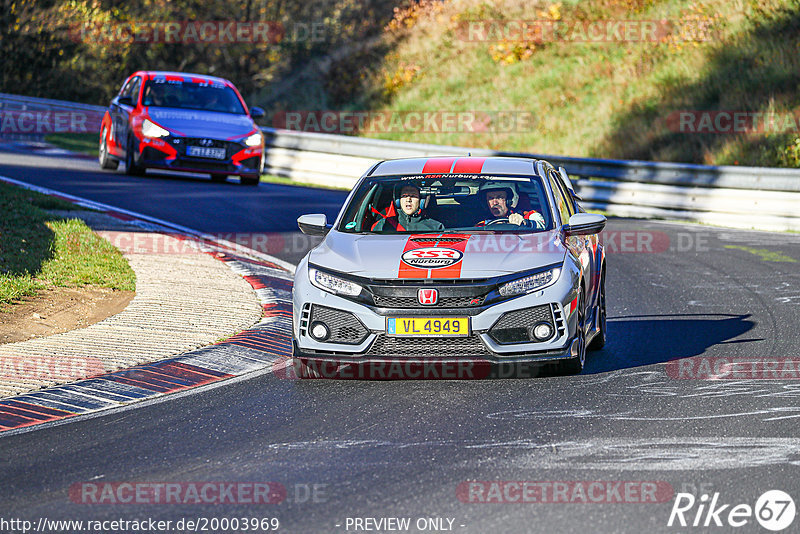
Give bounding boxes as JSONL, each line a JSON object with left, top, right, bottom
{"left": 588, "top": 271, "right": 606, "bottom": 351}
{"left": 125, "top": 136, "right": 145, "bottom": 176}
{"left": 98, "top": 126, "right": 119, "bottom": 170}
{"left": 554, "top": 289, "right": 586, "bottom": 375}
{"left": 240, "top": 174, "right": 260, "bottom": 186}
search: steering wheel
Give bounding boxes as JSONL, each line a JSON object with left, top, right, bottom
{"left": 486, "top": 217, "right": 510, "bottom": 226}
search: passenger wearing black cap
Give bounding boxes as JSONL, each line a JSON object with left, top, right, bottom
{"left": 373, "top": 184, "right": 444, "bottom": 232}
{"left": 475, "top": 181, "right": 545, "bottom": 228}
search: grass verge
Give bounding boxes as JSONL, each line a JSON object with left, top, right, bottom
{"left": 44, "top": 133, "right": 98, "bottom": 157}
{"left": 262, "top": 0, "right": 800, "bottom": 167}
{"left": 0, "top": 182, "right": 135, "bottom": 310}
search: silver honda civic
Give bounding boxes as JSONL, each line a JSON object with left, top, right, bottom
{"left": 292, "top": 156, "right": 606, "bottom": 379}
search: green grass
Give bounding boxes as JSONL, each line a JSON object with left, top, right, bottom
{"left": 45, "top": 133, "right": 99, "bottom": 157}
{"left": 0, "top": 183, "right": 135, "bottom": 310}
{"left": 261, "top": 0, "right": 800, "bottom": 167}
{"left": 723, "top": 244, "right": 797, "bottom": 262}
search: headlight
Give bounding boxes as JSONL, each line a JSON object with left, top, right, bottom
{"left": 141, "top": 119, "right": 169, "bottom": 138}
{"left": 309, "top": 267, "right": 363, "bottom": 297}
{"left": 498, "top": 268, "right": 560, "bottom": 297}
{"left": 244, "top": 132, "right": 263, "bottom": 147}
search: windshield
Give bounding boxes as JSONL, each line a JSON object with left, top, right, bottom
{"left": 141, "top": 79, "right": 246, "bottom": 114}
{"left": 337, "top": 174, "right": 554, "bottom": 234}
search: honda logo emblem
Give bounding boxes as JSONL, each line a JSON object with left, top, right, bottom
{"left": 418, "top": 288, "right": 438, "bottom": 305}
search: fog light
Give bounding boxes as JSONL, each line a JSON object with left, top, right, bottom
{"left": 310, "top": 321, "right": 330, "bottom": 341}
{"left": 531, "top": 322, "right": 554, "bottom": 341}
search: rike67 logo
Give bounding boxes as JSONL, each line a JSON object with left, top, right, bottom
{"left": 668, "top": 490, "right": 795, "bottom": 531}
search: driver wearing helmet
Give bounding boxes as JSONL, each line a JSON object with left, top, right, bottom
{"left": 372, "top": 183, "right": 444, "bottom": 232}
{"left": 476, "top": 182, "right": 546, "bottom": 228}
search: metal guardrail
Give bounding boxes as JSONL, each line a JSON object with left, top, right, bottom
{"left": 260, "top": 127, "right": 800, "bottom": 192}
{"left": 2, "top": 93, "right": 799, "bottom": 231}
{"left": 0, "top": 93, "right": 105, "bottom": 140}
{"left": 0, "top": 92, "right": 106, "bottom": 113}
{"left": 259, "top": 127, "right": 800, "bottom": 231}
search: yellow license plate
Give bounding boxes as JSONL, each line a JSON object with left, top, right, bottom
{"left": 386, "top": 317, "right": 470, "bottom": 337}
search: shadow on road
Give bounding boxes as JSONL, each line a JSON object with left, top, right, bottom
{"left": 584, "top": 313, "right": 757, "bottom": 374}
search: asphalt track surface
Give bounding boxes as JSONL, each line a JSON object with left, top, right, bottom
{"left": 1, "top": 147, "right": 800, "bottom": 533}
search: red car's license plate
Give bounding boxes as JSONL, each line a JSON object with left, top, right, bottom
{"left": 187, "top": 146, "right": 226, "bottom": 159}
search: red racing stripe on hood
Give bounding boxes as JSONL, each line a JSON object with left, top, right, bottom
{"left": 398, "top": 234, "right": 471, "bottom": 279}
{"left": 398, "top": 236, "right": 429, "bottom": 279}
{"left": 429, "top": 235, "right": 470, "bottom": 278}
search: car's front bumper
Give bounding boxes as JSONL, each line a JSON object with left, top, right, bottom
{"left": 292, "top": 260, "right": 582, "bottom": 368}
{"left": 136, "top": 136, "right": 263, "bottom": 176}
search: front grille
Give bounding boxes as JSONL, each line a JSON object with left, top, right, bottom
{"left": 488, "top": 305, "right": 554, "bottom": 344}
{"left": 183, "top": 138, "right": 229, "bottom": 149}
{"left": 310, "top": 305, "right": 368, "bottom": 345}
{"left": 373, "top": 295, "right": 484, "bottom": 308}
{"left": 367, "top": 334, "right": 488, "bottom": 358}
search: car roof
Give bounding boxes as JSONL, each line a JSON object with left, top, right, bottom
{"left": 130, "top": 71, "right": 235, "bottom": 88}
{"left": 369, "top": 156, "right": 543, "bottom": 177}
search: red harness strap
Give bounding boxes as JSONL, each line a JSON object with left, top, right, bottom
{"left": 371, "top": 203, "right": 405, "bottom": 231}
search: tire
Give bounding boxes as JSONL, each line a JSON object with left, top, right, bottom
{"left": 240, "top": 174, "right": 260, "bottom": 186}
{"left": 125, "top": 135, "right": 145, "bottom": 176}
{"left": 98, "top": 126, "right": 119, "bottom": 170}
{"left": 211, "top": 174, "right": 228, "bottom": 183}
{"left": 554, "top": 289, "right": 587, "bottom": 375}
{"left": 587, "top": 270, "right": 606, "bottom": 351}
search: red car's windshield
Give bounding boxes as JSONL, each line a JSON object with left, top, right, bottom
{"left": 141, "top": 79, "right": 246, "bottom": 115}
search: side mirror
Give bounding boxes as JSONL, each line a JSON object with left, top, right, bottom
{"left": 117, "top": 96, "right": 134, "bottom": 107}
{"left": 298, "top": 214, "right": 331, "bottom": 236}
{"left": 563, "top": 213, "right": 606, "bottom": 236}
{"left": 250, "top": 106, "right": 265, "bottom": 119}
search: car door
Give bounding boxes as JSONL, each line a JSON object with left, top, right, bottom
{"left": 108, "top": 77, "right": 130, "bottom": 157}
{"left": 111, "top": 75, "right": 141, "bottom": 158}
{"left": 550, "top": 170, "right": 599, "bottom": 304}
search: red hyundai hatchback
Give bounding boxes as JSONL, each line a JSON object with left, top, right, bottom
{"left": 98, "top": 71, "right": 265, "bottom": 185}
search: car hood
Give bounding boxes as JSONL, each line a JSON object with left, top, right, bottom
{"left": 309, "top": 231, "right": 566, "bottom": 279}
{"left": 146, "top": 108, "right": 256, "bottom": 139}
